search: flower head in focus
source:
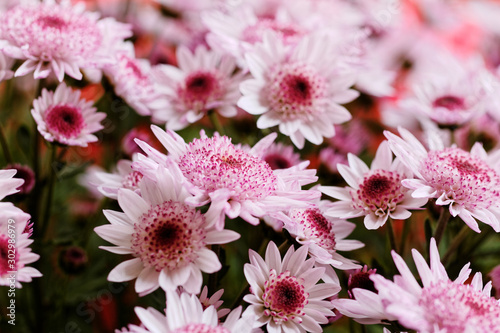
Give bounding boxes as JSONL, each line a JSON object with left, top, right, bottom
{"left": 31, "top": 83, "right": 106, "bottom": 147}
{"left": 243, "top": 241, "right": 340, "bottom": 333}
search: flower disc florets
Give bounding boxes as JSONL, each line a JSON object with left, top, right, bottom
{"left": 290, "top": 208, "right": 336, "bottom": 251}
{"left": 131, "top": 200, "right": 206, "bottom": 272}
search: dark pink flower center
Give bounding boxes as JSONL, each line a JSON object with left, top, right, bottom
{"left": 45, "top": 105, "right": 85, "bottom": 139}
{"left": 264, "top": 153, "right": 292, "bottom": 169}
{"left": 263, "top": 270, "right": 308, "bottom": 322}
{"left": 291, "top": 208, "right": 336, "bottom": 250}
{"left": 0, "top": 235, "right": 17, "bottom": 275}
{"left": 347, "top": 270, "right": 377, "bottom": 298}
{"left": 36, "top": 15, "right": 67, "bottom": 30}
{"left": 433, "top": 95, "right": 465, "bottom": 111}
{"left": 122, "top": 171, "right": 143, "bottom": 191}
{"left": 131, "top": 201, "right": 206, "bottom": 271}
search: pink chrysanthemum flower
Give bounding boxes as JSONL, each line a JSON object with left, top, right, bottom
{"left": 90, "top": 156, "right": 143, "bottom": 200}
{"left": 31, "top": 83, "right": 106, "bottom": 147}
{"left": 0, "top": 169, "right": 24, "bottom": 200}
{"left": 0, "top": 0, "right": 131, "bottom": 81}
{"left": 94, "top": 167, "right": 240, "bottom": 295}
{"left": 133, "top": 126, "right": 320, "bottom": 230}
{"left": 385, "top": 127, "right": 500, "bottom": 232}
{"left": 152, "top": 46, "right": 242, "bottom": 130}
{"left": 320, "top": 141, "right": 427, "bottom": 230}
{"left": 371, "top": 238, "right": 500, "bottom": 332}
{"left": 104, "top": 43, "right": 167, "bottom": 117}
{"left": 257, "top": 141, "right": 303, "bottom": 170}
{"left": 4, "top": 164, "right": 35, "bottom": 195}
{"left": 279, "top": 200, "right": 364, "bottom": 269}
{"left": 242, "top": 241, "right": 339, "bottom": 333}
{"left": 198, "top": 286, "right": 230, "bottom": 318}
{"left": 237, "top": 33, "right": 358, "bottom": 148}
{"left": 117, "top": 290, "right": 253, "bottom": 333}
{"left": 0, "top": 203, "right": 42, "bottom": 287}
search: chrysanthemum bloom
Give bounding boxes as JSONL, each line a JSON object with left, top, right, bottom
{"left": 371, "top": 238, "right": 500, "bottom": 332}
{"left": 198, "top": 286, "right": 230, "bottom": 318}
{"left": 0, "top": 169, "right": 24, "bottom": 200}
{"left": 0, "top": 0, "right": 131, "bottom": 81}
{"left": 320, "top": 141, "right": 427, "bottom": 230}
{"left": 243, "top": 241, "right": 339, "bottom": 332}
{"left": 237, "top": 33, "right": 358, "bottom": 149}
{"left": 385, "top": 127, "right": 500, "bottom": 232}
{"left": 0, "top": 203, "right": 42, "bottom": 287}
{"left": 90, "top": 156, "right": 143, "bottom": 200}
{"left": 94, "top": 167, "right": 240, "bottom": 295}
{"left": 279, "top": 200, "right": 364, "bottom": 269}
{"left": 152, "top": 45, "right": 242, "bottom": 130}
{"left": 133, "top": 126, "right": 320, "bottom": 230}
{"left": 257, "top": 141, "right": 303, "bottom": 170}
{"left": 117, "top": 290, "right": 253, "bottom": 333}
{"left": 31, "top": 83, "right": 106, "bottom": 147}
{"left": 104, "top": 43, "right": 167, "bottom": 117}
{"left": 399, "top": 56, "right": 493, "bottom": 128}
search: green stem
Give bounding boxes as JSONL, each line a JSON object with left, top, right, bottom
{"left": 0, "top": 124, "right": 12, "bottom": 164}
{"left": 442, "top": 225, "right": 470, "bottom": 265}
{"left": 433, "top": 207, "right": 451, "bottom": 245}
{"left": 40, "top": 145, "right": 57, "bottom": 241}
{"left": 386, "top": 218, "right": 398, "bottom": 253}
{"left": 230, "top": 280, "right": 250, "bottom": 309}
{"left": 208, "top": 110, "right": 225, "bottom": 135}
{"left": 399, "top": 219, "right": 411, "bottom": 256}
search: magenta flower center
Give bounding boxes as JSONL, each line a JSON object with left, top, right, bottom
{"left": 45, "top": 104, "right": 85, "bottom": 139}
{"left": 180, "top": 71, "right": 223, "bottom": 111}
{"left": 178, "top": 136, "right": 277, "bottom": 201}
{"left": 131, "top": 201, "right": 206, "bottom": 271}
{"left": 263, "top": 270, "right": 308, "bottom": 323}
{"left": 352, "top": 170, "right": 406, "bottom": 216}
{"left": 0, "top": 235, "right": 17, "bottom": 275}
{"left": 418, "top": 280, "right": 500, "bottom": 332}
{"left": 172, "top": 323, "right": 230, "bottom": 333}
{"left": 433, "top": 95, "right": 465, "bottom": 111}
{"left": 291, "top": 208, "right": 336, "bottom": 251}
{"left": 267, "top": 62, "right": 326, "bottom": 121}
{"left": 264, "top": 153, "right": 292, "bottom": 169}
{"left": 36, "top": 15, "right": 68, "bottom": 30}
{"left": 422, "top": 148, "right": 500, "bottom": 209}
{"left": 347, "top": 271, "right": 377, "bottom": 298}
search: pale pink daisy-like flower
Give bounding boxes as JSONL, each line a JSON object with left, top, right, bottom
{"left": 371, "top": 238, "right": 500, "bottom": 332}
{"left": 31, "top": 83, "right": 106, "bottom": 147}
{"left": 257, "top": 141, "right": 303, "bottom": 170}
{"left": 90, "top": 156, "right": 143, "bottom": 200}
{"left": 0, "top": 169, "right": 24, "bottom": 200}
{"left": 279, "top": 200, "right": 364, "bottom": 269}
{"left": 94, "top": 167, "right": 240, "bottom": 296}
{"left": 0, "top": 203, "right": 42, "bottom": 287}
{"left": 237, "top": 33, "right": 358, "bottom": 148}
{"left": 4, "top": 164, "right": 35, "bottom": 195}
{"left": 385, "top": 127, "right": 500, "bottom": 232}
{"left": 152, "top": 45, "right": 242, "bottom": 130}
{"left": 320, "top": 141, "right": 427, "bottom": 230}
{"left": 198, "top": 286, "right": 230, "bottom": 318}
{"left": 104, "top": 43, "right": 167, "bottom": 117}
{"left": 117, "top": 290, "right": 254, "bottom": 333}
{"left": 0, "top": 0, "right": 131, "bottom": 81}
{"left": 133, "top": 126, "right": 320, "bottom": 230}
{"left": 243, "top": 241, "right": 339, "bottom": 333}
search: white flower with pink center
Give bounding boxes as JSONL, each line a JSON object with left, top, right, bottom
{"left": 237, "top": 33, "right": 358, "bottom": 148}
{"left": 243, "top": 241, "right": 339, "bottom": 333}
{"left": 104, "top": 43, "right": 167, "bottom": 117}
{"left": 385, "top": 127, "right": 500, "bottom": 232}
{"left": 278, "top": 200, "right": 364, "bottom": 269}
{"left": 320, "top": 141, "right": 427, "bottom": 230}
{"left": 0, "top": 0, "right": 131, "bottom": 81}
{"left": 117, "top": 290, "right": 253, "bottom": 333}
{"left": 31, "top": 83, "right": 106, "bottom": 147}
{"left": 133, "top": 126, "right": 320, "bottom": 230}
{"left": 371, "top": 238, "right": 500, "bottom": 332}
{"left": 94, "top": 167, "right": 240, "bottom": 296}
{"left": 152, "top": 46, "right": 242, "bottom": 130}
{"left": 90, "top": 156, "right": 143, "bottom": 200}
{"left": 0, "top": 203, "right": 42, "bottom": 287}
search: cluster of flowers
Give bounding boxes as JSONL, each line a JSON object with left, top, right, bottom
{"left": 0, "top": 0, "right": 500, "bottom": 332}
